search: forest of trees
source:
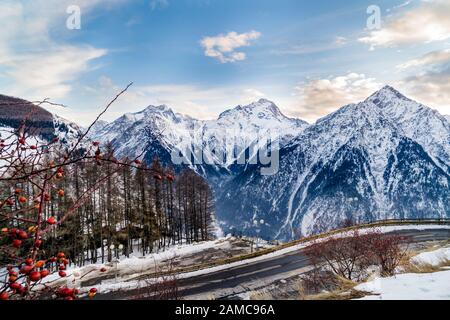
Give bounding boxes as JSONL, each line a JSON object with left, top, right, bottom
{"left": 0, "top": 86, "right": 216, "bottom": 300}
{"left": 0, "top": 142, "right": 215, "bottom": 268}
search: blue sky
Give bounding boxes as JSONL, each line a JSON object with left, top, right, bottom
{"left": 0, "top": 0, "right": 449, "bottom": 125}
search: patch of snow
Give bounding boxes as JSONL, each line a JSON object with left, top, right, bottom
{"left": 355, "top": 270, "right": 450, "bottom": 300}
{"left": 411, "top": 247, "right": 450, "bottom": 266}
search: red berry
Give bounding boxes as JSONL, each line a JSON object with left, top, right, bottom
{"left": 100, "top": 267, "right": 107, "bottom": 272}
{"left": 20, "top": 265, "right": 33, "bottom": 274}
{"left": 89, "top": 288, "right": 97, "bottom": 294}
{"left": 40, "top": 269, "right": 49, "bottom": 278}
{"left": 30, "top": 145, "right": 37, "bottom": 150}
{"left": 18, "top": 137, "right": 25, "bottom": 145}
{"left": 15, "top": 188, "right": 22, "bottom": 194}
{"left": 47, "top": 217, "right": 56, "bottom": 225}
{"left": 12, "top": 239, "right": 22, "bottom": 248}
{"left": 57, "top": 252, "right": 65, "bottom": 259}
{"left": 58, "top": 270, "right": 67, "bottom": 277}
{"left": 18, "top": 286, "right": 26, "bottom": 295}
{"left": 29, "top": 271, "right": 41, "bottom": 282}
{"left": 57, "top": 189, "right": 65, "bottom": 197}
{"left": 59, "top": 265, "right": 66, "bottom": 271}
{"left": 134, "top": 159, "right": 141, "bottom": 165}
{"left": 10, "top": 282, "right": 21, "bottom": 290}
{"left": 25, "top": 258, "right": 33, "bottom": 266}
{"left": 65, "top": 296, "right": 74, "bottom": 301}
{"left": 34, "top": 239, "right": 43, "bottom": 248}
{"left": 18, "top": 196, "right": 27, "bottom": 203}
{"left": 17, "top": 230, "right": 27, "bottom": 239}
{"left": 0, "top": 292, "right": 9, "bottom": 300}
{"left": 58, "top": 287, "right": 73, "bottom": 297}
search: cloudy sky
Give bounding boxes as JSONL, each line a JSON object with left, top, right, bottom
{"left": 0, "top": 0, "right": 449, "bottom": 125}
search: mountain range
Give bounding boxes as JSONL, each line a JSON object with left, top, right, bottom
{"left": 1, "top": 86, "right": 449, "bottom": 241}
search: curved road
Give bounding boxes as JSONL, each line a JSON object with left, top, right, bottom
{"left": 98, "top": 228, "right": 450, "bottom": 300}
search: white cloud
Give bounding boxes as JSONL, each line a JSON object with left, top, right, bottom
{"left": 200, "top": 30, "right": 261, "bottom": 63}
{"left": 290, "top": 73, "right": 381, "bottom": 122}
{"left": 4, "top": 46, "right": 107, "bottom": 99}
{"left": 0, "top": 0, "right": 123, "bottom": 100}
{"left": 399, "top": 69, "right": 450, "bottom": 116}
{"left": 395, "top": 49, "right": 450, "bottom": 115}
{"left": 334, "top": 36, "right": 348, "bottom": 46}
{"left": 359, "top": 0, "right": 450, "bottom": 49}
{"left": 397, "top": 49, "right": 450, "bottom": 70}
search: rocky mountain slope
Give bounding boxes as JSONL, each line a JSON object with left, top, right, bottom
{"left": 217, "top": 86, "right": 449, "bottom": 240}
{"left": 90, "top": 99, "right": 308, "bottom": 180}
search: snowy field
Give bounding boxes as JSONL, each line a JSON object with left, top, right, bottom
{"left": 355, "top": 245, "right": 450, "bottom": 300}
{"left": 71, "top": 224, "right": 449, "bottom": 294}
{"left": 34, "top": 236, "right": 272, "bottom": 293}
{"left": 355, "top": 270, "right": 450, "bottom": 300}
{"left": 15, "top": 224, "right": 448, "bottom": 296}
{"left": 411, "top": 247, "right": 450, "bottom": 266}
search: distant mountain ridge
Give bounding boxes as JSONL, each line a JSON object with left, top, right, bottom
{"left": 0, "top": 94, "right": 83, "bottom": 146}
{"left": 89, "top": 98, "right": 308, "bottom": 180}
{"left": 1, "top": 87, "right": 448, "bottom": 241}
{"left": 217, "top": 86, "right": 449, "bottom": 240}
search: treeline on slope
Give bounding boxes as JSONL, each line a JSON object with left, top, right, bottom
{"left": 1, "top": 143, "right": 215, "bottom": 267}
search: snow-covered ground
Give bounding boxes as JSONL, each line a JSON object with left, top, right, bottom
{"left": 72, "top": 224, "right": 449, "bottom": 294}
{"left": 20, "top": 224, "right": 448, "bottom": 296}
{"left": 35, "top": 236, "right": 273, "bottom": 293}
{"left": 411, "top": 247, "right": 450, "bottom": 266}
{"left": 39, "top": 238, "right": 234, "bottom": 286}
{"left": 355, "top": 246, "right": 450, "bottom": 300}
{"left": 355, "top": 270, "right": 450, "bottom": 300}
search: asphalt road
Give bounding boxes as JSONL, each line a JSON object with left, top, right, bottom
{"left": 97, "top": 228, "right": 450, "bottom": 300}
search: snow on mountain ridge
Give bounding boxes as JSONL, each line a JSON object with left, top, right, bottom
{"left": 91, "top": 100, "right": 309, "bottom": 171}
{"left": 217, "top": 86, "right": 450, "bottom": 240}
{"left": 366, "top": 85, "right": 450, "bottom": 172}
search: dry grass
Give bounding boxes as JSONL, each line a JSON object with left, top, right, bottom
{"left": 249, "top": 289, "right": 275, "bottom": 300}
{"left": 400, "top": 243, "right": 450, "bottom": 274}
{"left": 402, "top": 258, "right": 450, "bottom": 274}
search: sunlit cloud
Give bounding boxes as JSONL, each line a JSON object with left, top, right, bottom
{"left": 397, "top": 49, "right": 450, "bottom": 70}
{"left": 359, "top": 0, "right": 450, "bottom": 49}
{"left": 200, "top": 30, "right": 261, "bottom": 63}
{"left": 0, "top": 0, "right": 124, "bottom": 101}
{"left": 289, "top": 73, "right": 381, "bottom": 122}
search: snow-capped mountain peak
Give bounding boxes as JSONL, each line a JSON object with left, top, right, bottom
{"left": 364, "top": 86, "right": 450, "bottom": 168}
{"left": 367, "top": 85, "right": 409, "bottom": 103}
{"left": 219, "top": 98, "right": 294, "bottom": 122}
{"left": 91, "top": 99, "right": 309, "bottom": 168}
{"left": 217, "top": 86, "right": 450, "bottom": 240}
